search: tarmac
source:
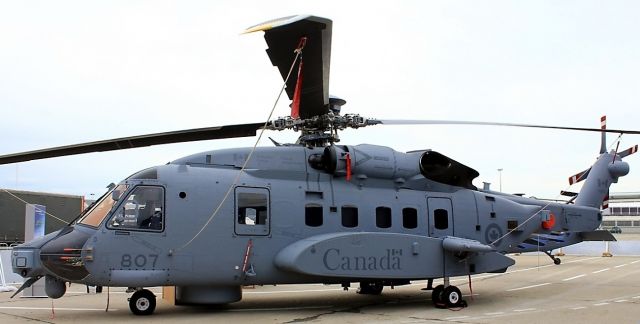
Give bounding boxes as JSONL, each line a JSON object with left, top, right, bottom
{"left": 1, "top": 254, "right": 639, "bottom": 323}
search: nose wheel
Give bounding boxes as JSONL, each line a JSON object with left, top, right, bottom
{"left": 128, "top": 289, "right": 156, "bottom": 315}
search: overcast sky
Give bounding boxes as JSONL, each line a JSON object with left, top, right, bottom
{"left": 1, "top": 1, "right": 639, "bottom": 201}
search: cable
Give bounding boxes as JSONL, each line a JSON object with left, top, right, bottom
{"left": 177, "top": 37, "right": 307, "bottom": 251}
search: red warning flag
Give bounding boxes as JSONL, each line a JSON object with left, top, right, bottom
{"left": 291, "top": 60, "right": 303, "bottom": 119}
{"left": 345, "top": 153, "right": 352, "bottom": 181}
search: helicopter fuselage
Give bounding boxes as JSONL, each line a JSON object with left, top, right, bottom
{"left": 12, "top": 144, "right": 603, "bottom": 305}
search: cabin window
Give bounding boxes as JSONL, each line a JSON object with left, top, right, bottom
{"left": 108, "top": 185, "right": 165, "bottom": 231}
{"left": 305, "top": 204, "right": 323, "bottom": 227}
{"left": 376, "top": 207, "right": 392, "bottom": 228}
{"left": 235, "top": 187, "right": 270, "bottom": 236}
{"left": 402, "top": 208, "right": 418, "bottom": 229}
{"left": 434, "top": 208, "right": 449, "bottom": 230}
{"left": 342, "top": 206, "right": 358, "bottom": 228}
{"left": 237, "top": 192, "right": 268, "bottom": 225}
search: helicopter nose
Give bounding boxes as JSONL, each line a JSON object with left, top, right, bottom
{"left": 39, "top": 226, "right": 93, "bottom": 281}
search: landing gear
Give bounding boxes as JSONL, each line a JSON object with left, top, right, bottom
{"left": 128, "top": 289, "right": 156, "bottom": 315}
{"left": 431, "top": 279, "right": 467, "bottom": 308}
{"left": 544, "top": 251, "right": 561, "bottom": 265}
{"left": 357, "top": 281, "right": 383, "bottom": 295}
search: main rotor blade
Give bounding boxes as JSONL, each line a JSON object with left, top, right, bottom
{"left": 0, "top": 122, "right": 264, "bottom": 165}
{"left": 376, "top": 119, "right": 640, "bottom": 135}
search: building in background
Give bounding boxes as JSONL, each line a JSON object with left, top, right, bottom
{"left": 0, "top": 189, "right": 83, "bottom": 244}
{"left": 602, "top": 192, "right": 640, "bottom": 232}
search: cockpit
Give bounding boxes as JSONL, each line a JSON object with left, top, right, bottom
{"left": 76, "top": 167, "right": 165, "bottom": 231}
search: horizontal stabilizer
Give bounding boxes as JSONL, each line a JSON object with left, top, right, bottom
{"left": 580, "top": 230, "right": 617, "bottom": 242}
{"left": 560, "top": 190, "right": 578, "bottom": 197}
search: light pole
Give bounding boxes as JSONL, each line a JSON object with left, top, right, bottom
{"left": 497, "top": 168, "right": 503, "bottom": 192}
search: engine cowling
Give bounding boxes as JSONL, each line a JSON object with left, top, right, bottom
{"left": 310, "top": 145, "right": 478, "bottom": 189}
{"left": 419, "top": 150, "right": 479, "bottom": 189}
{"left": 312, "top": 144, "right": 421, "bottom": 180}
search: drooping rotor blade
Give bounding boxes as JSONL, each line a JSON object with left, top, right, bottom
{"left": 376, "top": 119, "right": 640, "bottom": 135}
{"left": 245, "top": 15, "right": 332, "bottom": 119}
{"left": 0, "top": 122, "right": 264, "bottom": 165}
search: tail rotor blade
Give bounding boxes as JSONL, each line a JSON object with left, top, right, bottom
{"left": 600, "top": 115, "right": 607, "bottom": 154}
{"left": 569, "top": 168, "right": 591, "bottom": 185}
{"left": 619, "top": 145, "right": 639, "bottom": 159}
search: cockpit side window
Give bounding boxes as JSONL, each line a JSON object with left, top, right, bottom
{"left": 108, "top": 186, "right": 165, "bottom": 231}
{"left": 78, "top": 184, "right": 127, "bottom": 227}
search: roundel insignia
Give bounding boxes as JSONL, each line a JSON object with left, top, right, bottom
{"left": 485, "top": 223, "right": 503, "bottom": 245}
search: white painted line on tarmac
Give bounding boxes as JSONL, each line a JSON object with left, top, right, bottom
{"left": 563, "top": 274, "right": 586, "bottom": 281}
{"left": 227, "top": 305, "right": 330, "bottom": 312}
{"left": 506, "top": 283, "right": 551, "bottom": 291}
{"left": 594, "top": 302, "right": 609, "bottom": 306}
{"left": 614, "top": 300, "right": 628, "bottom": 303}
{"left": 0, "top": 306, "right": 116, "bottom": 311}
{"left": 484, "top": 312, "right": 505, "bottom": 316}
{"left": 614, "top": 264, "right": 627, "bottom": 268}
{"left": 430, "top": 256, "right": 600, "bottom": 286}
{"left": 633, "top": 296, "right": 640, "bottom": 299}
{"left": 513, "top": 308, "right": 536, "bottom": 312}
{"left": 630, "top": 260, "right": 640, "bottom": 264}
{"left": 445, "top": 316, "right": 469, "bottom": 320}
{"left": 244, "top": 288, "right": 343, "bottom": 295}
{"left": 571, "top": 306, "right": 587, "bottom": 310}
{"left": 592, "top": 268, "right": 610, "bottom": 274}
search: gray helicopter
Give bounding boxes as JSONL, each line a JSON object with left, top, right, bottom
{"left": 4, "top": 15, "right": 640, "bottom": 315}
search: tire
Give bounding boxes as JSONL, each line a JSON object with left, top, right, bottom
{"left": 442, "top": 286, "right": 462, "bottom": 308}
{"left": 554, "top": 258, "right": 561, "bottom": 265}
{"left": 431, "top": 284, "right": 444, "bottom": 306}
{"left": 129, "top": 289, "right": 156, "bottom": 315}
{"left": 357, "top": 281, "right": 383, "bottom": 295}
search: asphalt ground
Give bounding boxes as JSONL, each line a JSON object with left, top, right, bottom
{"left": 1, "top": 254, "right": 639, "bottom": 323}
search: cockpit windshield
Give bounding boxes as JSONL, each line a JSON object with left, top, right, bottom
{"left": 78, "top": 184, "right": 128, "bottom": 227}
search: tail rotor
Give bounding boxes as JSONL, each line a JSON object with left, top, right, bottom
{"left": 567, "top": 116, "right": 637, "bottom": 209}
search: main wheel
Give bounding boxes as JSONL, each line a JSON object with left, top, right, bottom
{"left": 442, "top": 285, "right": 463, "bottom": 308}
{"left": 431, "top": 284, "right": 445, "bottom": 307}
{"left": 553, "top": 258, "right": 561, "bottom": 265}
{"left": 129, "top": 289, "right": 156, "bottom": 315}
{"left": 357, "top": 281, "right": 383, "bottom": 295}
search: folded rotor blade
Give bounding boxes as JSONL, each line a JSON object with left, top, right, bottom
{"left": 245, "top": 15, "right": 333, "bottom": 119}
{"left": 376, "top": 119, "right": 640, "bottom": 135}
{"left": 0, "top": 122, "right": 264, "bottom": 165}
